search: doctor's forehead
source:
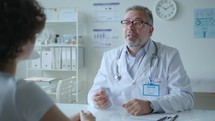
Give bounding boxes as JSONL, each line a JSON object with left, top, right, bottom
{"left": 124, "top": 10, "right": 146, "bottom": 20}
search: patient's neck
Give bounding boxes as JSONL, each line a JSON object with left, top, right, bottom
{"left": 0, "top": 60, "right": 16, "bottom": 75}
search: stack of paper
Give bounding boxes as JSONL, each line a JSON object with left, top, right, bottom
{"left": 25, "top": 77, "right": 56, "bottom": 82}
{"left": 25, "top": 77, "right": 58, "bottom": 92}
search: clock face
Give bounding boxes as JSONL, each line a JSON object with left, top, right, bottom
{"left": 155, "top": 0, "right": 177, "bottom": 20}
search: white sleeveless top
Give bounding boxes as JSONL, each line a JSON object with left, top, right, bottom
{"left": 0, "top": 72, "right": 54, "bottom": 121}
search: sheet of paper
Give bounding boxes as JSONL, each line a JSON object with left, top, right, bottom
{"left": 93, "top": 2, "right": 120, "bottom": 22}
{"left": 25, "top": 77, "right": 56, "bottom": 82}
{"left": 194, "top": 8, "right": 215, "bottom": 38}
{"left": 93, "top": 29, "right": 112, "bottom": 48}
{"left": 125, "top": 115, "right": 167, "bottom": 121}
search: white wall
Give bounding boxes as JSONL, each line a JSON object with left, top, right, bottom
{"left": 17, "top": 0, "right": 215, "bottom": 104}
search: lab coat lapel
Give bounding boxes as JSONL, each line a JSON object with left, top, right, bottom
{"left": 134, "top": 41, "right": 156, "bottom": 80}
{"left": 116, "top": 47, "right": 133, "bottom": 82}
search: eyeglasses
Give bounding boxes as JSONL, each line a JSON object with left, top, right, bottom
{"left": 120, "top": 20, "right": 151, "bottom": 28}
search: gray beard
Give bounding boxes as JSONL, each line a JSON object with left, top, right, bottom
{"left": 126, "top": 38, "right": 142, "bottom": 47}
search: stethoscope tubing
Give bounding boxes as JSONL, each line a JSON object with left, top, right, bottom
{"left": 114, "top": 41, "right": 159, "bottom": 81}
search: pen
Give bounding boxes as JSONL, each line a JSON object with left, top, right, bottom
{"left": 168, "top": 115, "right": 178, "bottom": 121}
{"left": 149, "top": 77, "right": 153, "bottom": 84}
{"left": 157, "top": 116, "right": 167, "bottom": 121}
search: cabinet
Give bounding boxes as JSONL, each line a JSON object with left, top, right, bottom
{"left": 26, "top": 8, "right": 86, "bottom": 103}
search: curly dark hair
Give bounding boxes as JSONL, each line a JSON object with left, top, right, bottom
{"left": 0, "top": 0, "right": 46, "bottom": 62}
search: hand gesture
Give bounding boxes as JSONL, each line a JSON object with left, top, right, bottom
{"left": 93, "top": 90, "right": 109, "bottom": 109}
{"left": 123, "top": 99, "right": 153, "bottom": 115}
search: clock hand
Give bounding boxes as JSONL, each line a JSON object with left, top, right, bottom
{"left": 166, "top": 5, "right": 173, "bottom": 9}
{"left": 162, "top": 7, "right": 167, "bottom": 10}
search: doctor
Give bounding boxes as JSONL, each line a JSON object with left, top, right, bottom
{"left": 88, "top": 5, "right": 194, "bottom": 115}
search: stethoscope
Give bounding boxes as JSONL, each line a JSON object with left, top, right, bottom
{"left": 114, "top": 41, "right": 160, "bottom": 81}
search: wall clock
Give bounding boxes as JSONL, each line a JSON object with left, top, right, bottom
{"left": 155, "top": 0, "right": 177, "bottom": 20}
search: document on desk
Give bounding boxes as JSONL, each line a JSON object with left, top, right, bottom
{"left": 126, "top": 115, "right": 166, "bottom": 121}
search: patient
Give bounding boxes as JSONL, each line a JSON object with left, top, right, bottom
{"left": 0, "top": 0, "right": 95, "bottom": 121}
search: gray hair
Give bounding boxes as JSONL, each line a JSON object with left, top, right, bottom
{"left": 126, "top": 5, "right": 153, "bottom": 26}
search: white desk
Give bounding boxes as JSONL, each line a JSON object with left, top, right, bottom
{"left": 56, "top": 103, "right": 215, "bottom": 121}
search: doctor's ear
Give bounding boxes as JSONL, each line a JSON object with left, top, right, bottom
{"left": 148, "top": 26, "right": 154, "bottom": 36}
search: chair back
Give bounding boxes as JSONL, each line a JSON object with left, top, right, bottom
{"left": 56, "top": 77, "right": 76, "bottom": 103}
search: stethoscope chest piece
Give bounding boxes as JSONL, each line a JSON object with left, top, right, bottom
{"left": 114, "top": 73, "right": 121, "bottom": 81}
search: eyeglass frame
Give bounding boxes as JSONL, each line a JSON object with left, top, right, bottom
{"left": 120, "top": 19, "right": 152, "bottom": 28}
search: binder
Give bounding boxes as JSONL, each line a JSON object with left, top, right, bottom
{"left": 66, "top": 47, "right": 72, "bottom": 69}
{"left": 61, "top": 47, "right": 67, "bottom": 69}
{"left": 55, "top": 47, "right": 62, "bottom": 69}
{"left": 71, "top": 47, "right": 84, "bottom": 70}
{"left": 51, "top": 47, "right": 62, "bottom": 69}
{"left": 41, "top": 51, "right": 52, "bottom": 69}
{"left": 31, "top": 51, "right": 41, "bottom": 69}
{"left": 51, "top": 48, "right": 55, "bottom": 69}
{"left": 71, "top": 47, "right": 76, "bottom": 70}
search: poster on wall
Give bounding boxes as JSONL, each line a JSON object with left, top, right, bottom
{"left": 194, "top": 8, "right": 215, "bottom": 39}
{"left": 93, "top": 2, "right": 120, "bottom": 22}
{"left": 93, "top": 29, "right": 112, "bottom": 48}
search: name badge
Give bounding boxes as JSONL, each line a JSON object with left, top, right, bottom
{"left": 143, "top": 84, "right": 160, "bottom": 96}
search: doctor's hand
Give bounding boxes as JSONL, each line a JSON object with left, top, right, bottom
{"left": 92, "top": 90, "right": 110, "bottom": 110}
{"left": 123, "top": 99, "right": 153, "bottom": 116}
{"left": 70, "top": 111, "right": 95, "bottom": 121}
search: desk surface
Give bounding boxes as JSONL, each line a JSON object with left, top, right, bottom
{"left": 56, "top": 103, "right": 215, "bottom": 121}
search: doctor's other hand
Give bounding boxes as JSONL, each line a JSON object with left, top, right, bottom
{"left": 123, "top": 99, "right": 153, "bottom": 115}
{"left": 92, "top": 90, "right": 110, "bottom": 110}
{"left": 80, "top": 110, "right": 96, "bottom": 121}
{"left": 70, "top": 112, "right": 80, "bottom": 121}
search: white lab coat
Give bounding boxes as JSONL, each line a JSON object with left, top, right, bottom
{"left": 88, "top": 41, "right": 194, "bottom": 113}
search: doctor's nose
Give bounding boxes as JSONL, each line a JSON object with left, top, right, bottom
{"left": 124, "top": 26, "right": 136, "bottom": 34}
{"left": 126, "top": 24, "right": 136, "bottom": 30}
